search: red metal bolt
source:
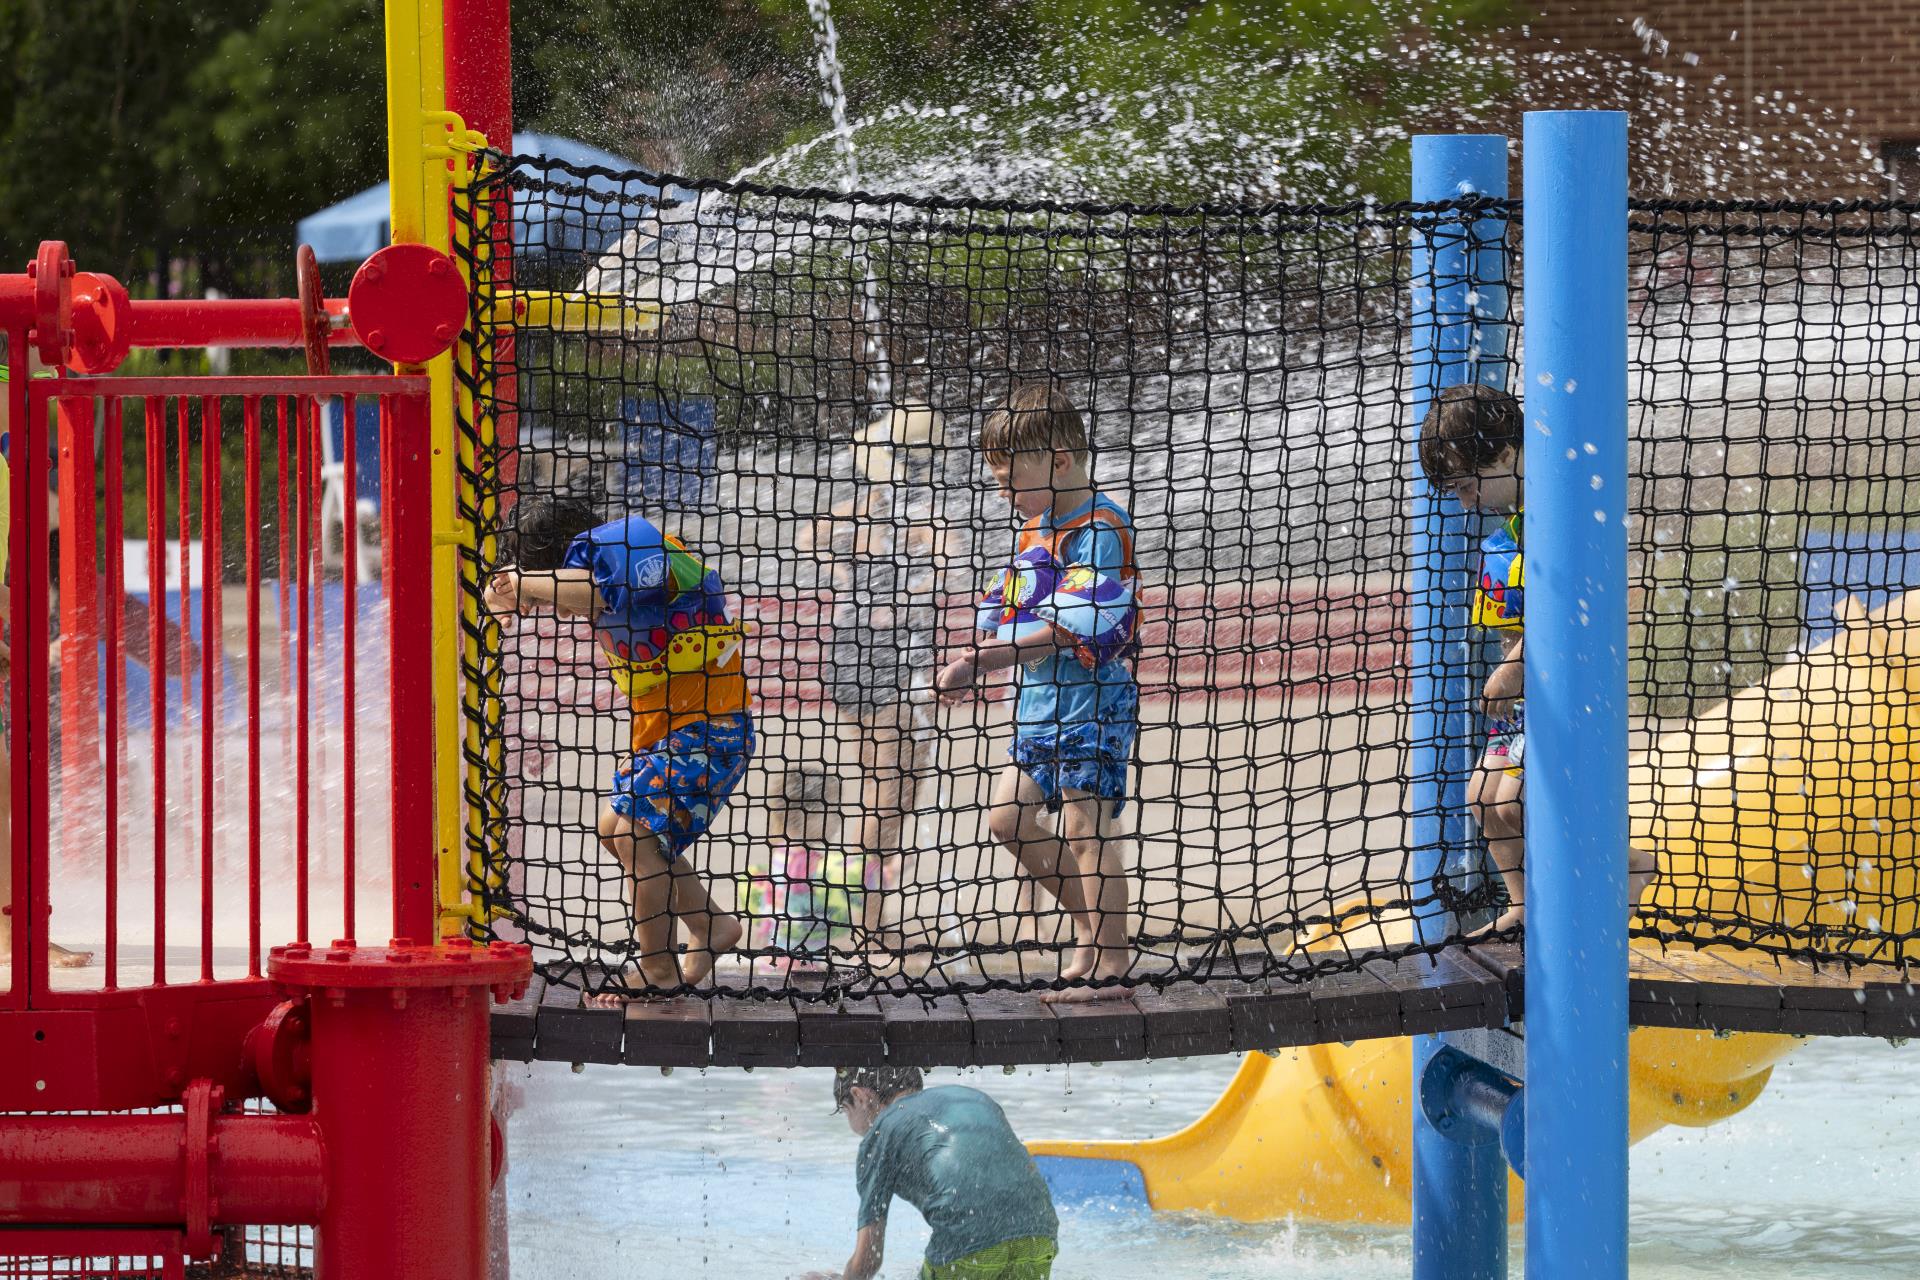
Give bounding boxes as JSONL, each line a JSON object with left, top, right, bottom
{"left": 60, "top": 259, "right": 74, "bottom": 277}
{"left": 365, "top": 262, "right": 385, "bottom": 284}
{"left": 366, "top": 330, "right": 386, "bottom": 352}
{"left": 434, "top": 322, "right": 454, "bottom": 342}
{"left": 427, "top": 257, "right": 449, "bottom": 277}
{"left": 326, "top": 948, "right": 350, "bottom": 963}
{"left": 390, "top": 990, "right": 409, "bottom": 1010}
{"left": 391, "top": 937, "right": 417, "bottom": 949}
{"left": 165, "top": 1069, "right": 185, "bottom": 1090}
{"left": 24, "top": 262, "right": 34, "bottom": 278}
{"left": 165, "top": 1018, "right": 184, "bottom": 1038}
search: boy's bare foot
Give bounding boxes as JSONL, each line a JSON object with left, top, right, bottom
{"left": 1467, "top": 906, "right": 1525, "bottom": 939}
{"left": 50, "top": 942, "right": 93, "bottom": 969}
{"left": 679, "top": 913, "right": 744, "bottom": 987}
{"left": 1057, "top": 943, "right": 1097, "bottom": 984}
{"left": 1042, "top": 951, "right": 1135, "bottom": 1003}
{"left": 0, "top": 941, "right": 95, "bottom": 969}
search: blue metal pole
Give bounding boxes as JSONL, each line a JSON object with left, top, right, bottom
{"left": 1410, "top": 133, "right": 1511, "bottom": 1280}
{"left": 1520, "top": 110, "right": 1630, "bottom": 1280}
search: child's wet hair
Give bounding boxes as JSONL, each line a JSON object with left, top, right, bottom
{"left": 980, "top": 382, "right": 1089, "bottom": 464}
{"left": 1417, "top": 383, "right": 1523, "bottom": 488}
{"left": 511, "top": 494, "right": 600, "bottom": 570}
{"left": 833, "top": 1065, "right": 925, "bottom": 1111}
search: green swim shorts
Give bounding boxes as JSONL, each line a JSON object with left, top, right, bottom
{"left": 921, "top": 1236, "right": 1058, "bottom": 1280}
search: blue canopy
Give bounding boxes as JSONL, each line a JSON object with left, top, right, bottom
{"left": 297, "top": 132, "right": 665, "bottom": 264}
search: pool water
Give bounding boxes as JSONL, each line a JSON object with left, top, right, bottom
{"left": 503, "top": 1037, "right": 1920, "bottom": 1279}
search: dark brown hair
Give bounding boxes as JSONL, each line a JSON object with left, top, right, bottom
{"left": 1417, "top": 383, "right": 1523, "bottom": 487}
{"left": 980, "top": 382, "right": 1089, "bottom": 464}
{"left": 833, "top": 1065, "right": 924, "bottom": 1111}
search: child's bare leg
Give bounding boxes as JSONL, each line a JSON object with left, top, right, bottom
{"left": 986, "top": 766, "right": 1093, "bottom": 976}
{"left": 664, "top": 854, "right": 742, "bottom": 986}
{"left": 854, "top": 709, "right": 927, "bottom": 950}
{"left": 1468, "top": 764, "right": 1526, "bottom": 935}
{"left": 0, "top": 739, "right": 90, "bottom": 971}
{"left": 1627, "top": 846, "right": 1658, "bottom": 920}
{"left": 593, "top": 807, "right": 682, "bottom": 1001}
{"left": 1044, "top": 792, "right": 1134, "bottom": 1002}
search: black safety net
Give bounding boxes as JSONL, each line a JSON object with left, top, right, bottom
{"left": 450, "top": 152, "right": 1918, "bottom": 1002}
{"left": 1626, "top": 198, "right": 1920, "bottom": 969}
{"left": 450, "top": 152, "right": 1520, "bottom": 1000}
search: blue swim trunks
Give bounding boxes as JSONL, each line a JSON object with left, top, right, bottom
{"left": 610, "top": 713, "right": 755, "bottom": 859}
{"left": 1010, "top": 720, "right": 1136, "bottom": 819}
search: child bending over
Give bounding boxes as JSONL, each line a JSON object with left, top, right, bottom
{"left": 1419, "top": 383, "right": 1655, "bottom": 933}
{"left": 485, "top": 496, "right": 753, "bottom": 996}
{"left": 804, "top": 1066, "right": 1059, "bottom": 1280}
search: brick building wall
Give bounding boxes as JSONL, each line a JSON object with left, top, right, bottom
{"left": 1497, "top": 2, "right": 1920, "bottom": 196}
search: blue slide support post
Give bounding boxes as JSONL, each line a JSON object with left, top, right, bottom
{"left": 1409, "top": 134, "right": 1512, "bottom": 1280}
{"left": 1520, "top": 110, "right": 1631, "bottom": 1279}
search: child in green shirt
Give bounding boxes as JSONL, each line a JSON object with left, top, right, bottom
{"left": 804, "top": 1067, "right": 1059, "bottom": 1280}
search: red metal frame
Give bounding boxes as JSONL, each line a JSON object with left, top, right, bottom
{"left": 1, "top": 239, "right": 528, "bottom": 1280}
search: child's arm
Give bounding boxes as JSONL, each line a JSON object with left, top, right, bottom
{"left": 1484, "top": 634, "right": 1523, "bottom": 717}
{"left": 485, "top": 567, "right": 599, "bottom": 619}
{"left": 800, "top": 1222, "right": 884, "bottom": 1280}
{"left": 934, "top": 627, "right": 1064, "bottom": 699}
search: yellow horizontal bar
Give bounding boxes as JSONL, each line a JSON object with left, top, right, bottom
{"left": 491, "top": 290, "right": 662, "bottom": 334}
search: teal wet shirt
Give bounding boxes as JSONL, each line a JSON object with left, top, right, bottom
{"left": 855, "top": 1086, "right": 1059, "bottom": 1266}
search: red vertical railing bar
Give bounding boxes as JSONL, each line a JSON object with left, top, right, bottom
{"left": 276, "top": 398, "right": 293, "bottom": 725}
{"left": 309, "top": 399, "right": 327, "bottom": 830}
{"left": 198, "top": 397, "right": 219, "bottom": 982}
{"left": 243, "top": 396, "right": 263, "bottom": 976}
{"left": 294, "top": 397, "right": 312, "bottom": 944}
{"left": 5, "top": 331, "right": 32, "bottom": 999}
{"left": 145, "top": 397, "right": 168, "bottom": 987}
{"left": 340, "top": 395, "right": 358, "bottom": 943}
{"left": 174, "top": 397, "right": 194, "bottom": 874}
{"left": 175, "top": 398, "right": 193, "bottom": 717}
{"left": 103, "top": 398, "right": 125, "bottom": 989}
{"left": 385, "top": 390, "right": 435, "bottom": 940}
{"left": 207, "top": 396, "right": 226, "bottom": 832}
{"left": 19, "top": 380, "right": 52, "bottom": 1002}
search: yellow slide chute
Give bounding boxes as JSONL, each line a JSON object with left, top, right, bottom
{"left": 1032, "top": 590, "right": 1920, "bottom": 1222}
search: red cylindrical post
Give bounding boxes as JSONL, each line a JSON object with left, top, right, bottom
{"left": 385, "top": 389, "right": 436, "bottom": 940}
{"left": 269, "top": 940, "right": 529, "bottom": 1280}
{"left": 125, "top": 298, "right": 353, "bottom": 351}
{"left": 0, "top": 1111, "right": 324, "bottom": 1225}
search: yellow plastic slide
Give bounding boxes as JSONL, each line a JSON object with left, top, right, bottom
{"left": 1032, "top": 590, "right": 1920, "bottom": 1222}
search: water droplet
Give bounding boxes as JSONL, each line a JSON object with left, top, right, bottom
{"left": 1591, "top": 475, "right": 1604, "bottom": 490}
{"left": 1593, "top": 509, "right": 1607, "bottom": 523}
{"left": 1537, "top": 371, "right": 1555, "bottom": 386}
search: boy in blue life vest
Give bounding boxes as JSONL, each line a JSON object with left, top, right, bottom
{"left": 1419, "top": 383, "right": 1655, "bottom": 933}
{"left": 803, "top": 1066, "right": 1059, "bottom": 1280}
{"left": 485, "top": 496, "right": 752, "bottom": 996}
{"left": 935, "top": 383, "right": 1140, "bottom": 1000}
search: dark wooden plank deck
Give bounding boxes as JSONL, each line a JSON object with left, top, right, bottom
{"left": 494, "top": 945, "right": 1920, "bottom": 1068}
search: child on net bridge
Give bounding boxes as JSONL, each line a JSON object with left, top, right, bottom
{"left": 936, "top": 383, "right": 1141, "bottom": 1000}
{"left": 485, "top": 496, "right": 752, "bottom": 998}
{"left": 1418, "top": 383, "right": 1655, "bottom": 934}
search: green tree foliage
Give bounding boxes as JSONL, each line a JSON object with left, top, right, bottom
{"left": 0, "top": 0, "right": 1512, "bottom": 273}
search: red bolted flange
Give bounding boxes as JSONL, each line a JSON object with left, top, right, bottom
{"left": 346, "top": 243, "right": 469, "bottom": 366}
{"left": 268, "top": 936, "right": 531, "bottom": 1003}
{"left": 243, "top": 999, "right": 314, "bottom": 1114}
{"left": 28, "top": 240, "right": 74, "bottom": 367}
{"left": 67, "top": 271, "right": 132, "bottom": 374}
